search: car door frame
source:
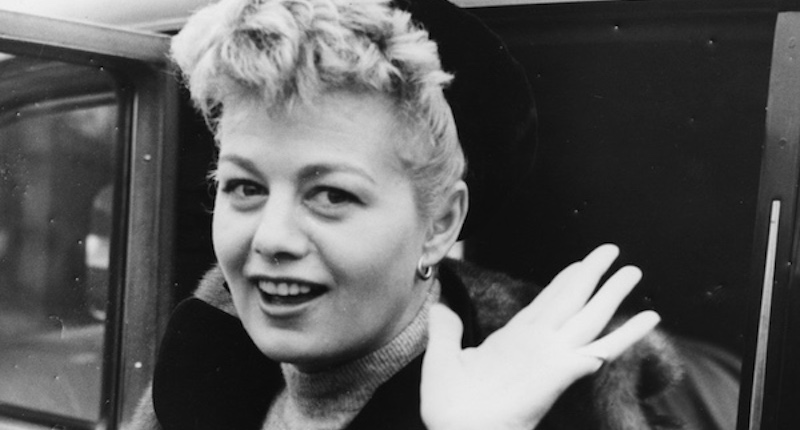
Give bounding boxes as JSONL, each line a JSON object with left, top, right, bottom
{"left": 0, "top": 10, "right": 177, "bottom": 430}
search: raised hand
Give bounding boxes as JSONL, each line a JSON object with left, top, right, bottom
{"left": 420, "top": 244, "right": 660, "bottom": 430}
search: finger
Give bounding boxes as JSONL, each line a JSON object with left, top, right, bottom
{"left": 559, "top": 265, "right": 642, "bottom": 345}
{"left": 514, "top": 244, "right": 618, "bottom": 324}
{"left": 513, "top": 261, "right": 582, "bottom": 322}
{"left": 577, "top": 310, "right": 661, "bottom": 361}
{"left": 423, "top": 303, "right": 464, "bottom": 374}
{"left": 532, "top": 244, "right": 620, "bottom": 328}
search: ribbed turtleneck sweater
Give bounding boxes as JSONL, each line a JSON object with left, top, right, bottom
{"left": 262, "top": 281, "right": 440, "bottom": 430}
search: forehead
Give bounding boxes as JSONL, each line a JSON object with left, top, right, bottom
{"left": 220, "top": 90, "right": 399, "bottom": 137}
{"left": 216, "top": 91, "right": 409, "bottom": 173}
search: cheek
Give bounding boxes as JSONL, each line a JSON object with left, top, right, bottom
{"left": 211, "top": 205, "right": 251, "bottom": 268}
{"left": 326, "top": 217, "right": 428, "bottom": 350}
{"left": 211, "top": 209, "right": 231, "bottom": 262}
{"left": 320, "top": 212, "right": 424, "bottom": 294}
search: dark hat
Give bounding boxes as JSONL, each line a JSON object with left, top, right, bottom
{"left": 395, "top": 0, "right": 538, "bottom": 239}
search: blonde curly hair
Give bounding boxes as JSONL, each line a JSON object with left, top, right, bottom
{"left": 172, "top": 0, "right": 465, "bottom": 218}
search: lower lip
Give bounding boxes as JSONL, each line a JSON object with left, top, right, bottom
{"left": 256, "top": 288, "right": 325, "bottom": 318}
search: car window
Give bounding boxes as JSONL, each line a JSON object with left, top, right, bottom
{"left": 0, "top": 53, "right": 120, "bottom": 423}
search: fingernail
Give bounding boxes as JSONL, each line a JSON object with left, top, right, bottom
{"left": 587, "top": 244, "right": 619, "bottom": 261}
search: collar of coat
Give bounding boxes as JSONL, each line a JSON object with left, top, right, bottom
{"left": 151, "top": 259, "right": 682, "bottom": 430}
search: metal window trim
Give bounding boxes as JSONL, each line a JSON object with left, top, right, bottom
{"left": 0, "top": 10, "right": 169, "bottom": 64}
{"left": 114, "top": 58, "right": 178, "bottom": 430}
{"left": 738, "top": 10, "right": 800, "bottom": 430}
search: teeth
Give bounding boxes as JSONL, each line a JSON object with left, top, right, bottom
{"left": 259, "top": 281, "right": 315, "bottom": 297}
{"left": 263, "top": 282, "right": 278, "bottom": 294}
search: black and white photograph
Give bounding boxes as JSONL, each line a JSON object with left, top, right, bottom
{"left": 0, "top": 0, "right": 795, "bottom": 429}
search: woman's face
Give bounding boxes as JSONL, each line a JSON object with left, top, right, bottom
{"left": 213, "top": 92, "right": 432, "bottom": 371}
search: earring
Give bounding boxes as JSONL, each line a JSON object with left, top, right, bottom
{"left": 416, "top": 258, "right": 434, "bottom": 280}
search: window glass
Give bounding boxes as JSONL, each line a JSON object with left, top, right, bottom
{"left": 0, "top": 52, "right": 119, "bottom": 421}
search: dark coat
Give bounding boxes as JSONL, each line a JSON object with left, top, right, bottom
{"left": 129, "top": 259, "right": 683, "bottom": 430}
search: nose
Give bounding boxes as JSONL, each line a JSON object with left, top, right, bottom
{"left": 251, "top": 192, "right": 309, "bottom": 263}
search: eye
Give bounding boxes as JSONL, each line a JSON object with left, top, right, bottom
{"left": 307, "top": 187, "right": 360, "bottom": 213}
{"left": 220, "top": 179, "right": 267, "bottom": 199}
{"left": 321, "top": 188, "right": 355, "bottom": 204}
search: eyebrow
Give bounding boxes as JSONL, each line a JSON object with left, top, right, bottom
{"left": 217, "top": 154, "right": 376, "bottom": 185}
{"left": 298, "top": 163, "right": 376, "bottom": 185}
{"left": 217, "top": 154, "right": 261, "bottom": 176}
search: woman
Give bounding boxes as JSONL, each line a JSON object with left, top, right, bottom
{"left": 131, "top": 0, "right": 675, "bottom": 429}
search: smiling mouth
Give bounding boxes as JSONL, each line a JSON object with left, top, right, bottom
{"left": 256, "top": 279, "right": 327, "bottom": 306}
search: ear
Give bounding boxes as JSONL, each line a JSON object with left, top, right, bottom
{"left": 421, "top": 180, "right": 469, "bottom": 266}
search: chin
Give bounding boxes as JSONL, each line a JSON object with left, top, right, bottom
{"left": 253, "top": 333, "right": 361, "bottom": 371}
{"left": 246, "top": 326, "right": 320, "bottom": 364}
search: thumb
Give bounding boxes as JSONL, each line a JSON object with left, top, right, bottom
{"left": 425, "top": 303, "right": 464, "bottom": 371}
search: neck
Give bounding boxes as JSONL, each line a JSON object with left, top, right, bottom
{"left": 263, "top": 280, "right": 440, "bottom": 429}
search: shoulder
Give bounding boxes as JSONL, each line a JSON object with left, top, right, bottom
{"left": 128, "top": 385, "right": 163, "bottom": 430}
{"left": 439, "top": 258, "right": 543, "bottom": 335}
{"left": 192, "top": 264, "right": 237, "bottom": 316}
